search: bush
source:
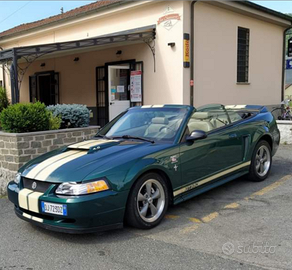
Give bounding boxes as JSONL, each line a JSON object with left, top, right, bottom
{"left": 0, "top": 102, "right": 50, "bottom": 133}
{"left": 47, "top": 104, "right": 90, "bottom": 128}
{"left": 0, "top": 87, "right": 9, "bottom": 113}
{"left": 48, "top": 112, "right": 61, "bottom": 130}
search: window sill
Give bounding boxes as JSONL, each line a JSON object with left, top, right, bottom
{"left": 237, "top": 82, "right": 250, "bottom": 85}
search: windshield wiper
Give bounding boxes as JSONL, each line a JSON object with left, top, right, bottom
{"left": 112, "top": 135, "right": 155, "bottom": 144}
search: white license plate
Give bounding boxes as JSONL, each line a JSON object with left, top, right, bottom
{"left": 41, "top": 202, "right": 67, "bottom": 216}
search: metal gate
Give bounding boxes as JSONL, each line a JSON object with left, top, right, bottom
{"left": 96, "top": 66, "right": 108, "bottom": 127}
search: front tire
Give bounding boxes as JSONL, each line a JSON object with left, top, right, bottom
{"left": 125, "top": 172, "right": 169, "bottom": 229}
{"left": 248, "top": 140, "right": 272, "bottom": 182}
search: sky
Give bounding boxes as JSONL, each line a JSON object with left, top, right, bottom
{"left": 0, "top": 1, "right": 291, "bottom": 33}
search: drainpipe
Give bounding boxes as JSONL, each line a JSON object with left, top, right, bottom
{"left": 190, "top": 1, "right": 198, "bottom": 107}
{"left": 282, "top": 26, "right": 292, "bottom": 101}
{"left": 0, "top": 47, "right": 5, "bottom": 89}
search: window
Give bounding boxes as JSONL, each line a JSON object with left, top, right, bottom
{"left": 237, "top": 27, "right": 250, "bottom": 83}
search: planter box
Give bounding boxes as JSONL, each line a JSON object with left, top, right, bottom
{"left": 0, "top": 126, "right": 99, "bottom": 195}
{"left": 277, "top": 120, "right": 292, "bottom": 145}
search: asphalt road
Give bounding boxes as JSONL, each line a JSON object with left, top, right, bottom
{"left": 1, "top": 145, "right": 292, "bottom": 270}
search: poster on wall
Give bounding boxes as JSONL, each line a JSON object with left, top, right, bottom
{"left": 130, "top": 71, "right": 142, "bottom": 102}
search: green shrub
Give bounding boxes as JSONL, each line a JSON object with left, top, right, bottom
{"left": 0, "top": 102, "right": 50, "bottom": 133}
{"left": 0, "top": 87, "right": 9, "bottom": 113}
{"left": 47, "top": 104, "right": 90, "bottom": 128}
{"left": 48, "top": 112, "right": 61, "bottom": 130}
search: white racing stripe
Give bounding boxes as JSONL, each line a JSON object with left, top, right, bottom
{"left": 75, "top": 140, "right": 118, "bottom": 150}
{"left": 23, "top": 213, "right": 32, "bottom": 219}
{"left": 18, "top": 188, "right": 33, "bottom": 210}
{"left": 68, "top": 139, "right": 116, "bottom": 149}
{"left": 173, "top": 161, "right": 251, "bottom": 197}
{"left": 68, "top": 139, "right": 98, "bottom": 149}
{"left": 32, "top": 216, "right": 44, "bottom": 223}
{"left": 35, "top": 151, "right": 87, "bottom": 181}
{"left": 22, "top": 213, "right": 43, "bottom": 223}
{"left": 28, "top": 192, "right": 43, "bottom": 213}
{"left": 26, "top": 150, "right": 80, "bottom": 179}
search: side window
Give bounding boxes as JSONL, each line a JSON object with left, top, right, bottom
{"left": 208, "top": 110, "right": 230, "bottom": 129}
{"left": 227, "top": 111, "right": 243, "bottom": 124}
{"left": 196, "top": 104, "right": 231, "bottom": 130}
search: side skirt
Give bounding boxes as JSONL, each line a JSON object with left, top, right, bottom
{"left": 173, "top": 170, "right": 249, "bottom": 205}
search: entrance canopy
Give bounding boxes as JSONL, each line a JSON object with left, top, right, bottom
{"left": 0, "top": 25, "right": 156, "bottom": 103}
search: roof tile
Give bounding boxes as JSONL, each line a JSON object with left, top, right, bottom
{"left": 0, "top": 0, "right": 121, "bottom": 39}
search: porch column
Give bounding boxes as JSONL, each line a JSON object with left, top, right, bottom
{"left": 13, "top": 49, "right": 19, "bottom": 103}
{"left": 9, "top": 63, "right": 15, "bottom": 104}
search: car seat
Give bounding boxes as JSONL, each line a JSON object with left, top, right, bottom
{"left": 144, "top": 117, "right": 169, "bottom": 136}
{"left": 187, "top": 112, "right": 214, "bottom": 133}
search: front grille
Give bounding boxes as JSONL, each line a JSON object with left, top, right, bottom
{"left": 22, "top": 177, "right": 53, "bottom": 193}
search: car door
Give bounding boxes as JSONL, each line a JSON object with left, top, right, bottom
{"left": 179, "top": 106, "right": 244, "bottom": 187}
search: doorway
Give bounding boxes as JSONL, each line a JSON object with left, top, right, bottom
{"left": 96, "top": 60, "right": 143, "bottom": 126}
{"left": 108, "top": 65, "right": 130, "bottom": 120}
{"left": 29, "top": 71, "right": 59, "bottom": 105}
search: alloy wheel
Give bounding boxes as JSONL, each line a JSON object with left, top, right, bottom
{"left": 255, "top": 145, "right": 271, "bottom": 177}
{"left": 137, "top": 179, "right": 165, "bottom": 223}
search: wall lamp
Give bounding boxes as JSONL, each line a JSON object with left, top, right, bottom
{"left": 74, "top": 57, "right": 79, "bottom": 62}
{"left": 168, "top": 42, "right": 175, "bottom": 48}
{"left": 40, "top": 63, "right": 46, "bottom": 67}
{"left": 116, "top": 50, "right": 122, "bottom": 55}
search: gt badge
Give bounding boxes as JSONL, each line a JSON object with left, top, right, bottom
{"left": 32, "top": 182, "right": 37, "bottom": 190}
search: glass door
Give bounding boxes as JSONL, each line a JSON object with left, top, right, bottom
{"left": 108, "top": 65, "right": 130, "bottom": 121}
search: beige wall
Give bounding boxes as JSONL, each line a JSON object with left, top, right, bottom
{"left": 19, "top": 43, "right": 152, "bottom": 106}
{"left": 2, "top": 1, "right": 186, "bottom": 107}
{"left": 193, "top": 2, "right": 285, "bottom": 107}
{"left": 0, "top": 1, "right": 289, "bottom": 109}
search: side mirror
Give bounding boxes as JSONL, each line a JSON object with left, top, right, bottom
{"left": 186, "top": 130, "right": 207, "bottom": 141}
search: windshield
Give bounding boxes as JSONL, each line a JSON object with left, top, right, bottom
{"left": 98, "top": 107, "right": 189, "bottom": 143}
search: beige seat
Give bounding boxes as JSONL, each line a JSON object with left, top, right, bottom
{"left": 145, "top": 117, "right": 169, "bottom": 136}
{"left": 188, "top": 112, "right": 214, "bottom": 133}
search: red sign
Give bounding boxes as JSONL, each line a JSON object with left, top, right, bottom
{"left": 157, "top": 14, "right": 181, "bottom": 25}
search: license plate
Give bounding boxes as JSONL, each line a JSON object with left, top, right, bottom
{"left": 41, "top": 202, "right": 67, "bottom": 216}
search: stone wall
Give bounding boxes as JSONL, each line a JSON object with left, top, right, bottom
{"left": 277, "top": 120, "right": 292, "bottom": 145}
{"left": 0, "top": 126, "right": 99, "bottom": 195}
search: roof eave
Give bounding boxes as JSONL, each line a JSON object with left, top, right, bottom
{"left": 0, "top": 1, "right": 132, "bottom": 42}
{"left": 237, "top": 1, "right": 292, "bottom": 24}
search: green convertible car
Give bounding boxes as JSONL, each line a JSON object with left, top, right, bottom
{"left": 7, "top": 104, "right": 280, "bottom": 233}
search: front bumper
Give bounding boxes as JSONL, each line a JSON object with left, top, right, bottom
{"left": 7, "top": 181, "right": 127, "bottom": 234}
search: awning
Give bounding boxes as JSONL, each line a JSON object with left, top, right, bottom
{"left": 0, "top": 25, "right": 156, "bottom": 62}
{"left": 0, "top": 25, "right": 156, "bottom": 104}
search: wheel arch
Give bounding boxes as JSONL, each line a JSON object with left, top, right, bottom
{"left": 124, "top": 168, "right": 174, "bottom": 222}
{"left": 258, "top": 134, "right": 273, "bottom": 151}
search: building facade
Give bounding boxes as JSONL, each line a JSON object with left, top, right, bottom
{"left": 0, "top": 1, "right": 291, "bottom": 125}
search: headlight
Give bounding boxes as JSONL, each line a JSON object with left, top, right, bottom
{"left": 55, "top": 180, "right": 109, "bottom": 195}
{"left": 14, "top": 173, "right": 21, "bottom": 184}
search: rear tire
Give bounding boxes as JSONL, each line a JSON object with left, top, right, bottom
{"left": 125, "top": 172, "right": 169, "bottom": 229}
{"left": 248, "top": 140, "right": 272, "bottom": 182}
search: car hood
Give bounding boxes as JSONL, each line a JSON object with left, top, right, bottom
{"left": 20, "top": 138, "right": 169, "bottom": 183}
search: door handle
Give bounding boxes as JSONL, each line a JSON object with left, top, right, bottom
{"left": 110, "top": 102, "right": 115, "bottom": 105}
